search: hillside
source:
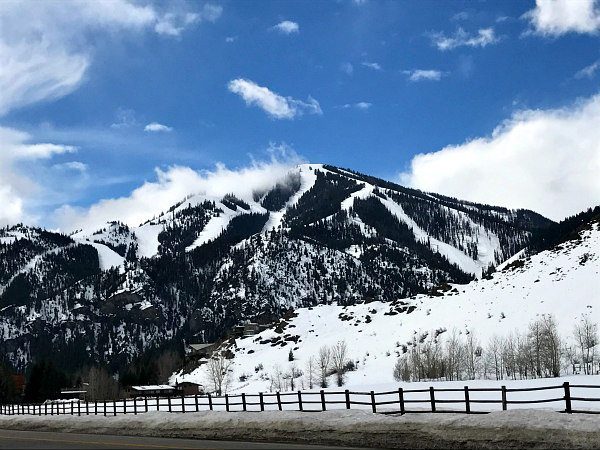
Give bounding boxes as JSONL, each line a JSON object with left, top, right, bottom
{"left": 174, "top": 212, "right": 600, "bottom": 392}
{"left": 0, "top": 164, "right": 552, "bottom": 374}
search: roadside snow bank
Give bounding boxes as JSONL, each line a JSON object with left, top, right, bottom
{"left": 2, "top": 409, "right": 600, "bottom": 448}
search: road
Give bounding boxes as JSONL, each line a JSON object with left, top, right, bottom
{"left": 0, "top": 429, "right": 363, "bottom": 450}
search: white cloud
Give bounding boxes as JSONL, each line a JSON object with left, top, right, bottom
{"left": 361, "top": 61, "right": 382, "bottom": 71}
{"left": 144, "top": 122, "right": 173, "bottom": 132}
{"left": 110, "top": 108, "right": 137, "bottom": 129}
{"left": 272, "top": 20, "right": 299, "bottom": 34}
{"left": 225, "top": 36, "right": 237, "bottom": 43}
{"left": 524, "top": 0, "right": 600, "bottom": 36}
{"left": 340, "top": 62, "right": 354, "bottom": 75}
{"left": 155, "top": 4, "right": 222, "bottom": 36}
{"left": 0, "top": 126, "right": 75, "bottom": 225}
{"left": 432, "top": 27, "right": 498, "bottom": 51}
{"left": 575, "top": 61, "right": 600, "bottom": 79}
{"left": 403, "top": 69, "right": 444, "bottom": 82}
{"left": 53, "top": 161, "right": 88, "bottom": 172}
{"left": 0, "top": 1, "right": 218, "bottom": 117}
{"left": 451, "top": 11, "right": 470, "bottom": 21}
{"left": 54, "top": 146, "right": 304, "bottom": 232}
{"left": 228, "top": 78, "right": 322, "bottom": 119}
{"left": 340, "top": 102, "right": 372, "bottom": 110}
{"left": 400, "top": 94, "right": 600, "bottom": 221}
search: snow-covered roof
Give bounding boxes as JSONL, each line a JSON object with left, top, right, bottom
{"left": 189, "top": 343, "right": 215, "bottom": 350}
{"left": 130, "top": 385, "right": 175, "bottom": 391}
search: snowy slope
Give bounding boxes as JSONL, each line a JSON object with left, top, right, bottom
{"left": 85, "top": 242, "right": 125, "bottom": 271}
{"left": 262, "top": 164, "right": 319, "bottom": 232}
{"left": 175, "top": 220, "right": 600, "bottom": 392}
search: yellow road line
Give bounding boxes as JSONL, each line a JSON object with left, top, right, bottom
{"left": 0, "top": 433, "right": 217, "bottom": 449}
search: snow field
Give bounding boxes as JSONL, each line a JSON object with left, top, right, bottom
{"left": 7, "top": 375, "right": 600, "bottom": 417}
{"left": 174, "top": 223, "right": 599, "bottom": 396}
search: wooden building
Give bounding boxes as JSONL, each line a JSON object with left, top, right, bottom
{"left": 188, "top": 343, "right": 216, "bottom": 358}
{"left": 126, "top": 385, "right": 177, "bottom": 398}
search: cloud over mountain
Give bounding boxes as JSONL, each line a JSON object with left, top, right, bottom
{"left": 401, "top": 94, "right": 600, "bottom": 221}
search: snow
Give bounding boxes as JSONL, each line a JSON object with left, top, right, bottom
{"left": 131, "top": 385, "right": 174, "bottom": 391}
{"left": 262, "top": 165, "right": 319, "bottom": 233}
{"left": 176, "top": 223, "right": 600, "bottom": 395}
{"left": 340, "top": 183, "right": 373, "bottom": 211}
{"left": 5, "top": 408, "right": 600, "bottom": 450}
{"left": 134, "top": 224, "right": 163, "bottom": 258}
{"left": 378, "top": 195, "right": 497, "bottom": 277}
{"left": 85, "top": 242, "right": 125, "bottom": 271}
{"left": 185, "top": 203, "right": 241, "bottom": 252}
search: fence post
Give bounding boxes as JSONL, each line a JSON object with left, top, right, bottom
{"left": 156, "top": 395, "right": 160, "bottom": 412}
{"left": 320, "top": 390, "right": 326, "bottom": 411}
{"left": 225, "top": 394, "right": 229, "bottom": 412}
{"left": 208, "top": 393, "right": 213, "bottom": 411}
{"left": 464, "top": 386, "right": 470, "bottom": 414}
{"left": 85, "top": 400, "right": 89, "bottom": 416}
{"left": 145, "top": 396, "right": 149, "bottom": 413}
{"left": 134, "top": 398, "right": 137, "bottom": 415}
{"left": 371, "top": 391, "right": 377, "bottom": 413}
{"left": 94, "top": 401, "right": 97, "bottom": 415}
{"left": 259, "top": 393, "right": 264, "bottom": 412}
{"left": 181, "top": 394, "right": 185, "bottom": 413}
{"left": 276, "top": 392, "right": 282, "bottom": 411}
{"left": 167, "top": 395, "right": 172, "bottom": 413}
{"left": 345, "top": 390, "right": 350, "bottom": 409}
{"left": 194, "top": 395, "right": 199, "bottom": 412}
{"left": 429, "top": 387, "right": 436, "bottom": 413}
{"left": 77, "top": 400, "right": 81, "bottom": 416}
{"left": 113, "top": 400, "right": 116, "bottom": 416}
{"left": 501, "top": 386, "right": 507, "bottom": 411}
{"left": 298, "top": 391, "right": 303, "bottom": 412}
{"left": 242, "top": 393, "right": 247, "bottom": 412}
{"left": 103, "top": 401, "right": 106, "bottom": 417}
{"left": 123, "top": 398, "right": 127, "bottom": 415}
{"left": 564, "top": 382, "right": 572, "bottom": 413}
{"left": 398, "top": 388, "right": 405, "bottom": 415}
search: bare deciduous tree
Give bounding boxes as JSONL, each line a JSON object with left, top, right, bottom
{"left": 574, "top": 315, "right": 598, "bottom": 375}
{"left": 331, "top": 340, "right": 349, "bottom": 387}
{"left": 318, "top": 346, "right": 331, "bottom": 388}
{"left": 305, "top": 356, "right": 316, "bottom": 389}
{"left": 204, "top": 355, "right": 233, "bottom": 395}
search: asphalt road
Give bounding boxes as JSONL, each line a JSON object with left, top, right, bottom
{"left": 0, "top": 429, "right": 363, "bottom": 450}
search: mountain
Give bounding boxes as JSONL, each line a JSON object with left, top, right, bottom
{"left": 0, "top": 164, "right": 553, "bottom": 375}
{"left": 176, "top": 208, "right": 600, "bottom": 392}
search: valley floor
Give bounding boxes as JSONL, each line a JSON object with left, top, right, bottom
{"left": 2, "top": 409, "right": 600, "bottom": 449}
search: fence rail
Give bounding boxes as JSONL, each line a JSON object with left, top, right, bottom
{"left": 2, "top": 382, "right": 600, "bottom": 417}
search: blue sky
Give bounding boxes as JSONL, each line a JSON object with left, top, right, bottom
{"left": 1, "top": 0, "right": 599, "bottom": 228}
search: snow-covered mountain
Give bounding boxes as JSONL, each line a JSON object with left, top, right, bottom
{"left": 175, "top": 210, "right": 600, "bottom": 392}
{"left": 0, "top": 164, "right": 554, "bottom": 372}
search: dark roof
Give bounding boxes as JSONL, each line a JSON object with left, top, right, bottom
{"left": 189, "top": 343, "right": 215, "bottom": 351}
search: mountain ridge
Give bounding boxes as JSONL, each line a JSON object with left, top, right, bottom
{"left": 0, "top": 163, "right": 560, "bottom": 376}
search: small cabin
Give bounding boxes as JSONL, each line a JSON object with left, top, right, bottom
{"left": 234, "top": 322, "right": 262, "bottom": 338}
{"left": 188, "top": 343, "right": 216, "bottom": 358}
{"left": 127, "top": 385, "right": 177, "bottom": 398}
{"left": 60, "top": 389, "right": 87, "bottom": 400}
{"left": 176, "top": 381, "right": 204, "bottom": 396}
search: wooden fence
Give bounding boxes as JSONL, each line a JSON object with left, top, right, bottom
{"left": 1, "top": 382, "right": 599, "bottom": 416}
